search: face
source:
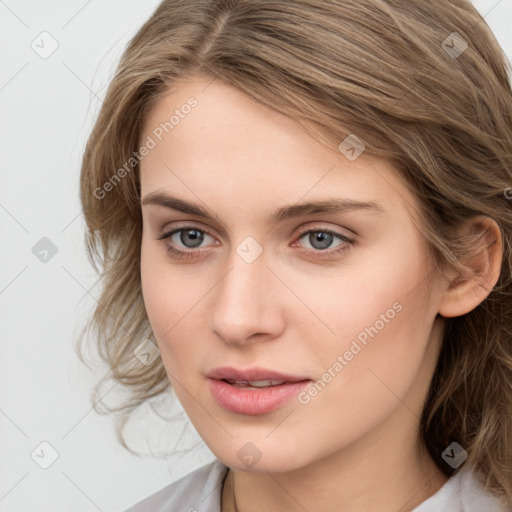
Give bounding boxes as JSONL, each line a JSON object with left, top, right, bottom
{"left": 139, "top": 77, "right": 447, "bottom": 473}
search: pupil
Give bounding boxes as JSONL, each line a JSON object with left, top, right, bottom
{"left": 311, "top": 231, "right": 332, "bottom": 250}
{"left": 181, "top": 229, "right": 203, "bottom": 248}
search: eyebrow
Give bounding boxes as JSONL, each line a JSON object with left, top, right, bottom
{"left": 141, "top": 191, "right": 385, "bottom": 224}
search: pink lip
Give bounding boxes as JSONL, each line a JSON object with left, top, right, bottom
{"left": 206, "top": 366, "right": 309, "bottom": 382}
{"left": 206, "top": 366, "right": 312, "bottom": 415}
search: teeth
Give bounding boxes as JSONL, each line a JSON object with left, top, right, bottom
{"left": 248, "top": 379, "right": 285, "bottom": 387}
{"left": 225, "top": 379, "right": 286, "bottom": 387}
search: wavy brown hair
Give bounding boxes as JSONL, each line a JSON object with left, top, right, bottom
{"left": 78, "top": 0, "right": 512, "bottom": 505}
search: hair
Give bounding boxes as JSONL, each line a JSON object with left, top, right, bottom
{"left": 78, "top": 0, "right": 512, "bottom": 505}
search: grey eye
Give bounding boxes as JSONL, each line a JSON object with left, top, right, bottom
{"left": 299, "top": 230, "right": 343, "bottom": 251}
{"left": 172, "top": 228, "right": 212, "bottom": 248}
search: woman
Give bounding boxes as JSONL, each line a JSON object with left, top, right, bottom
{"left": 79, "top": 0, "right": 512, "bottom": 510}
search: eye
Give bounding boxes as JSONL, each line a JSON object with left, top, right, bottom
{"left": 169, "top": 227, "right": 212, "bottom": 248}
{"left": 157, "top": 225, "right": 216, "bottom": 259}
{"left": 294, "top": 226, "right": 355, "bottom": 258}
{"left": 156, "top": 224, "right": 356, "bottom": 260}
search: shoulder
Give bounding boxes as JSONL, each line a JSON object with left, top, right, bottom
{"left": 123, "top": 460, "right": 229, "bottom": 512}
{"left": 412, "top": 467, "right": 510, "bottom": 512}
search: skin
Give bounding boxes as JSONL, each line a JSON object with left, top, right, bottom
{"left": 138, "top": 77, "right": 502, "bottom": 512}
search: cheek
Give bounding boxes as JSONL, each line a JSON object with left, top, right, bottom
{"left": 140, "top": 239, "right": 213, "bottom": 365}
{"left": 295, "top": 233, "right": 433, "bottom": 357}
{"left": 140, "top": 240, "right": 186, "bottom": 348}
{"left": 305, "top": 236, "right": 437, "bottom": 390}
{"left": 140, "top": 241, "right": 167, "bottom": 333}
{"left": 290, "top": 291, "right": 437, "bottom": 458}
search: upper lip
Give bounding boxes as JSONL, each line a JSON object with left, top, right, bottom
{"left": 206, "top": 366, "right": 311, "bottom": 382}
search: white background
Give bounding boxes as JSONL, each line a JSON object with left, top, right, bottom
{"left": 1, "top": 1, "right": 511, "bottom": 511}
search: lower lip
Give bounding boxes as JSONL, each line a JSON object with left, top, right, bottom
{"left": 208, "top": 378, "right": 311, "bottom": 415}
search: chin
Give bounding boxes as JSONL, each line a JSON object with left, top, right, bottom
{"left": 210, "top": 436, "right": 316, "bottom": 473}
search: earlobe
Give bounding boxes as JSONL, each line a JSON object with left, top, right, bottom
{"left": 438, "top": 216, "right": 503, "bottom": 318}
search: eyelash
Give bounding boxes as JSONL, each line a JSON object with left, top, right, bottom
{"left": 157, "top": 224, "right": 356, "bottom": 260}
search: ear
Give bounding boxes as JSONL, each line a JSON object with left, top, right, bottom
{"left": 438, "top": 216, "right": 503, "bottom": 318}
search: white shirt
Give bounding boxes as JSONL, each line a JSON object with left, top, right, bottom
{"left": 124, "top": 460, "right": 509, "bottom": 512}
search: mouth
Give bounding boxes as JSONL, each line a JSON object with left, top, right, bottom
{"left": 206, "top": 366, "right": 310, "bottom": 383}
{"left": 206, "top": 367, "right": 312, "bottom": 415}
{"left": 221, "top": 379, "right": 292, "bottom": 389}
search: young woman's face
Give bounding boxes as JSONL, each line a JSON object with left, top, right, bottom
{"left": 139, "top": 77, "right": 448, "bottom": 472}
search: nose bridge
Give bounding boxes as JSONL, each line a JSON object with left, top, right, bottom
{"left": 209, "top": 245, "right": 279, "bottom": 344}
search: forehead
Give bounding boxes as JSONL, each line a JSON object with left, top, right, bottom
{"left": 139, "top": 78, "right": 418, "bottom": 222}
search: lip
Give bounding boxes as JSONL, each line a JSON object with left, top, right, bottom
{"left": 206, "top": 366, "right": 310, "bottom": 382}
{"left": 206, "top": 366, "right": 312, "bottom": 415}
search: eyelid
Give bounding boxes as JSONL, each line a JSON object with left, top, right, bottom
{"left": 293, "top": 223, "right": 355, "bottom": 242}
{"left": 157, "top": 220, "right": 354, "bottom": 239}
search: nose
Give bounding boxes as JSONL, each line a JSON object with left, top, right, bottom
{"left": 209, "top": 250, "right": 285, "bottom": 346}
